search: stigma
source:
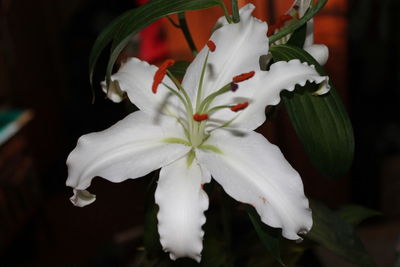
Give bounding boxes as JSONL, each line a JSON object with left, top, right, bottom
{"left": 193, "top": 113, "right": 209, "bottom": 122}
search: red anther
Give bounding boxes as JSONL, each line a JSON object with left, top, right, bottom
{"left": 207, "top": 40, "right": 216, "bottom": 52}
{"left": 193, "top": 113, "right": 209, "bottom": 122}
{"left": 267, "top": 14, "right": 293, "bottom": 36}
{"left": 232, "top": 71, "right": 255, "bottom": 83}
{"left": 230, "top": 102, "right": 249, "bottom": 112}
{"left": 151, "top": 59, "right": 175, "bottom": 94}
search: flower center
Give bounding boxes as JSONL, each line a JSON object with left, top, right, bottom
{"left": 153, "top": 40, "right": 253, "bottom": 148}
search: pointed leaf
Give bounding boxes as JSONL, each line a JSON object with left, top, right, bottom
{"left": 337, "top": 205, "right": 381, "bottom": 226}
{"left": 246, "top": 206, "right": 285, "bottom": 266}
{"left": 169, "top": 61, "right": 190, "bottom": 79}
{"left": 270, "top": 44, "right": 354, "bottom": 178}
{"left": 89, "top": 9, "right": 137, "bottom": 85}
{"left": 90, "top": 0, "right": 220, "bottom": 86}
{"left": 306, "top": 201, "right": 376, "bottom": 267}
{"left": 287, "top": 23, "right": 307, "bottom": 48}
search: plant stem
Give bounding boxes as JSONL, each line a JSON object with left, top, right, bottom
{"left": 219, "top": 1, "right": 234, "bottom": 23}
{"left": 178, "top": 12, "right": 198, "bottom": 56}
{"left": 166, "top": 15, "right": 180, "bottom": 28}
{"left": 231, "top": 0, "right": 240, "bottom": 23}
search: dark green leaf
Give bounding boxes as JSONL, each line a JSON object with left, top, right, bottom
{"left": 169, "top": 61, "right": 190, "bottom": 79}
{"left": 89, "top": 9, "right": 137, "bottom": 85}
{"left": 89, "top": 0, "right": 220, "bottom": 86}
{"left": 143, "top": 202, "right": 161, "bottom": 253}
{"left": 246, "top": 206, "right": 285, "bottom": 266}
{"left": 269, "top": 0, "right": 327, "bottom": 44}
{"left": 337, "top": 205, "right": 381, "bottom": 226}
{"left": 144, "top": 175, "right": 162, "bottom": 253}
{"left": 306, "top": 201, "right": 376, "bottom": 267}
{"left": 270, "top": 44, "right": 354, "bottom": 178}
{"left": 287, "top": 23, "right": 307, "bottom": 48}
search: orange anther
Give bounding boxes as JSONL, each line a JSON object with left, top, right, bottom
{"left": 232, "top": 71, "right": 255, "bottom": 83}
{"left": 193, "top": 113, "right": 209, "bottom": 122}
{"left": 207, "top": 40, "right": 216, "bottom": 52}
{"left": 151, "top": 59, "right": 175, "bottom": 94}
{"left": 230, "top": 102, "right": 249, "bottom": 112}
{"left": 267, "top": 14, "right": 293, "bottom": 36}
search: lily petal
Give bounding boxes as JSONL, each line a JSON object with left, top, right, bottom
{"left": 182, "top": 4, "right": 268, "bottom": 102}
{"left": 304, "top": 44, "right": 329, "bottom": 66}
{"left": 66, "top": 111, "right": 190, "bottom": 207}
{"left": 215, "top": 59, "right": 329, "bottom": 131}
{"left": 101, "top": 58, "right": 180, "bottom": 116}
{"left": 155, "top": 156, "right": 210, "bottom": 262}
{"left": 196, "top": 129, "right": 312, "bottom": 240}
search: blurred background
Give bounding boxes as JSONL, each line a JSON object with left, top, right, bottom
{"left": 0, "top": 0, "right": 399, "bottom": 266}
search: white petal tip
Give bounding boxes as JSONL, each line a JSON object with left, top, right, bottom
{"left": 168, "top": 252, "right": 201, "bottom": 263}
{"left": 100, "top": 79, "right": 125, "bottom": 103}
{"left": 70, "top": 189, "right": 96, "bottom": 207}
{"left": 312, "top": 78, "right": 330, "bottom": 95}
{"left": 304, "top": 44, "right": 329, "bottom": 66}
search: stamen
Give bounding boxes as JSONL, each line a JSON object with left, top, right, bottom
{"left": 152, "top": 59, "right": 175, "bottom": 94}
{"left": 206, "top": 40, "right": 216, "bottom": 52}
{"left": 267, "top": 14, "right": 292, "bottom": 36}
{"left": 230, "top": 102, "right": 249, "bottom": 112}
{"left": 193, "top": 113, "right": 209, "bottom": 122}
{"left": 232, "top": 71, "right": 255, "bottom": 83}
{"left": 230, "top": 82, "right": 239, "bottom": 92}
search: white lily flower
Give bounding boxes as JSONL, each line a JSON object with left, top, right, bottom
{"left": 67, "top": 4, "right": 329, "bottom": 262}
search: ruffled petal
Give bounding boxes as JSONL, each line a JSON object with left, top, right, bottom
{"left": 196, "top": 129, "right": 312, "bottom": 240}
{"left": 101, "top": 58, "right": 181, "bottom": 116}
{"left": 66, "top": 111, "right": 190, "bottom": 207}
{"left": 210, "top": 59, "right": 329, "bottom": 131}
{"left": 181, "top": 4, "right": 268, "bottom": 103}
{"left": 155, "top": 156, "right": 210, "bottom": 262}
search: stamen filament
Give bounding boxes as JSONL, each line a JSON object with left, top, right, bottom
{"left": 198, "top": 83, "right": 232, "bottom": 113}
{"left": 167, "top": 70, "right": 194, "bottom": 115}
{"left": 195, "top": 51, "right": 210, "bottom": 112}
{"left": 162, "top": 82, "right": 189, "bottom": 112}
{"left": 207, "top": 105, "right": 230, "bottom": 114}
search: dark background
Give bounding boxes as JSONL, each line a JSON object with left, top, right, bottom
{"left": 0, "top": 0, "right": 399, "bottom": 266}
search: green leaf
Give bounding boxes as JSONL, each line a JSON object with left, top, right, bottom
{"left": 169, "top": 61, "right": 190, "bottom": 79}
{"left": 246, "top": 206, "right": 285, "bottom": 266}
{"left": 337, "top": 205, "right": 381, "bottom": 226}
{"left": 143, "top": 176, "right": 162, "bottom": 253}
{"left": 269, "top": 0, "right": 327, "bottom": 44}
{"left": 143, "top": 202, "right": 162, "bottom": 253}
{"left": 270, "top": 44, "right": 354, "bottom": 178}
{"left": 89, "top": 8, "right": 139, "bottom": 86}
{"left": 89, "top": 0, "right": 220, "bottom": 86}
{"left": 306, "top": 201, "right": 376, "bottom": 267}
{"left": 287, "top": 23, "right": 307, "bottom": 48}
